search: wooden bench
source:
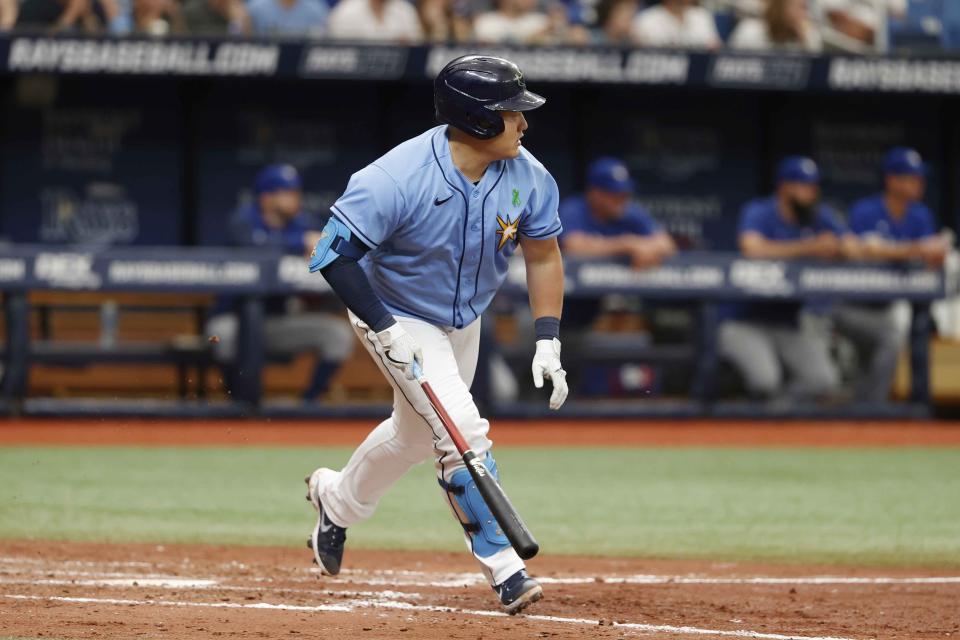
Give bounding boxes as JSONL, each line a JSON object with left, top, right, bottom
{"left": 1, "top": 291, "right": 391, "bottom": 401}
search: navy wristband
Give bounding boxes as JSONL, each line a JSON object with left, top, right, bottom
{"left": 534, "top": 316, "right": 560, "bottom": 341}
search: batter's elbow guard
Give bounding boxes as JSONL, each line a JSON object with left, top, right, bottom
{"left": 308, "top": 217, "right": 365, "bottom": 273}
{"left": 439, "top": 454, "right": 511, "bottom": 558}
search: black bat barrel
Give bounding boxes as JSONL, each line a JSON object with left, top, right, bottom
{"left": 463, "top": 450, "right": 540, "bottom": 560}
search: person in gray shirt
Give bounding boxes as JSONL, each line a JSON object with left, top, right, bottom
{"left": 182, "top": 0, "right": 249, "bottom": 35}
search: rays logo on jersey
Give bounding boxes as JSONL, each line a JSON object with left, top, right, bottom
{"left": 496, "top": 213, "right": 520, "bottom": 251}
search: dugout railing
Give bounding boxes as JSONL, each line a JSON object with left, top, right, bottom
{"left": 0, "top": 245, "right": 947, "bottom": 418}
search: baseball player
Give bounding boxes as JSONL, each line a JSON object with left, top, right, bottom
{"left": 718, "top": 157, "right": 848, "bottom": 400}
{"left": 207, "top": 164, "right": 354, "bottom": 401}
{"left": 302, "top": 55, "right": 567, "bottom": 614}
{"left": 834, "top": 147, "right": 950, "bottom": 401}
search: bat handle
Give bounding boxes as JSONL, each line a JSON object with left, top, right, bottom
{"left": 411, "top": 359, "right": 425, "bottom": 383}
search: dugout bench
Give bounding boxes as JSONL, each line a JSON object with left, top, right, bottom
{"left": 0, "top": 245, "right": 949, "bottom": 417}
{"left": 496, "top": 253, "right": 945, "bottom": 416}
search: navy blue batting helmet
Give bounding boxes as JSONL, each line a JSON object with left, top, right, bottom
{"left": 434, "top": 55, "right": 545, "bottom": 140}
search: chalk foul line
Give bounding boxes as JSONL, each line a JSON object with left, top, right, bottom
{"left": 3, "top": 593, "right": 859, "bottom": 640}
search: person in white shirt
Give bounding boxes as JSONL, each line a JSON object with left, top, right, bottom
{"left": 729, "top": 0, "right": 823, "bottom": 52}
{"left": 815, "top": 0, "right": 905, "bottom": 46}
{"left": 631, "top": 0, "right": 721, "bottom": 49}
{"left": 328, "top": 0, "right": 423, "bottom": 42}
{"left": 474, "top": 0, "right": 550, "bottom": 44}
{"left": 418, "top": 0, "right": 473, "bottom": 43}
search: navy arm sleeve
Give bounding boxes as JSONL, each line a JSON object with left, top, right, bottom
{"left": 319, "top": 235, "right": 395, "bottom": 333}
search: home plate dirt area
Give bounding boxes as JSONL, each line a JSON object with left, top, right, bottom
{"left": 0, "top": 541, "right": 957, "bottom": 640}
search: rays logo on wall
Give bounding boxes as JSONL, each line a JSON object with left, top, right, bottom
{"left": 40, "top": 184, "right": 139, "bottom": 245}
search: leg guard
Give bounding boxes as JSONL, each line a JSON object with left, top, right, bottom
{"left": 439, "top": 454, "right": 510, "bottom": 558}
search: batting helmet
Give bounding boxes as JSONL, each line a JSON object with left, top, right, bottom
{"left": 434, "top": 55, "right": 545, "bottom": 140}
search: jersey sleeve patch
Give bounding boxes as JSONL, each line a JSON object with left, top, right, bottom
{"left": 308, "top": 216, "right": 354, "bottom": 273}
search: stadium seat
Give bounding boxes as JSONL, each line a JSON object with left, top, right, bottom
{"left": 889, "top": 0, "right": 945, "bottom": 52}
{"left": 943, "top": 0, "right": 960, "bottom": 48}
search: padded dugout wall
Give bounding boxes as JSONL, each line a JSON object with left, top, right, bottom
{"left": 0, "top": 73, "right": 957, "bottom": 249}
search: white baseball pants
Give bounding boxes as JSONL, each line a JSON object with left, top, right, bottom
{"left": 317, "top": 311, "right": 525, "bottom": 586}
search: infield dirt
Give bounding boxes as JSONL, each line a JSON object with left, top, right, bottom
{"left": 1, "top": 540, "right": 958, "bottom": 639}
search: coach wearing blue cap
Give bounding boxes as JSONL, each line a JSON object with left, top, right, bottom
{"left": 240, "top": 163, "right": 310, "bottom": 251}
{"left": 551, "top": 157, "right": 675, "bottom": 391}
{"left": 557, "top": 157, "right": 675, "bottom": 336}
{"left": 832, "top": 147, "right": 951, "bottom": 402}
{"left": 718, "top": 156, "right": 851, "bottom": 400}
{"left": 848, "top": 148, "right": 948, "bottom": 267}
{"left": 559, "top": 157, "right": 676, "bottom": 270}
{"left": 207, "top": 164, "right": 354, "bottom": 401}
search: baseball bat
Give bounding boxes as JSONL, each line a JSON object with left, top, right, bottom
{"left": 412, "top": 361, "right": 539, "bottom": 560}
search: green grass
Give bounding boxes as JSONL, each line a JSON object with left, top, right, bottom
{"left": 0, "top": 446, "right": 958, "bottom": 566}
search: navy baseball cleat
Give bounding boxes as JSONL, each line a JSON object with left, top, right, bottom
{"left": 494, "top": 569, "right": 543, "bottom": 614}
{"left": 304, "top": 468, "right": 347, "bottom": 576}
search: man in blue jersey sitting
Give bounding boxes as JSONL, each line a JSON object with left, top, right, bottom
{"left": 556, "top": 157, "right": 676, "bottom": 392}
{"left": 207, "top": 164, "right": 354, "bottom": 400}
{"left": 559, "top": 157, "right": 676, "bottom": 271}
{"left": 718, "top": 157, "right": 850, "bottom": 400}
{"left": 834, "top": 147, "right": 951, "bottom": 402}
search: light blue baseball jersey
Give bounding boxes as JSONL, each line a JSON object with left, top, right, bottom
{"left": 331, "top": 125, "right": 562, "bottom": 329}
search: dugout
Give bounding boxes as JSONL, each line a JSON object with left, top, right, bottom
{"left": 1, "top": 38, "right": 959, "bottom": 416}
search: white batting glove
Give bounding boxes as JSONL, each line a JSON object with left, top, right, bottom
{"left": 367, "top": 321, "right": 423, "bottom": 381}
{"left": 531, "top": 338, "right": 568, "bottom": 410}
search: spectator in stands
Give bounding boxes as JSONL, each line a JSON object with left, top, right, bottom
{"left": 815, "top": 0, "right": 905, "bottom": 49}
{"left": 831, "top": 147, "right": 950, "bottom": 402}
{"left": 16, "top": 0, "right": 92, "bottom": 32}
{"left": 474, "top": 0, "right": 572, "bottom": 45}
{"left": 474, "top": 0, "right": 590, "bottom": 44}
{"left": 592, "top": 0, "right": 639, "bottom": 46}
{"left": 555, "top": 0, "right": 596, "bottom": 27}
{"left": 418, "top": 0, "right": 473, "bottom": 43}
{"left": 132, "top": 0, "right": 184, "bottom": 35}
{"left": 721, "top": 0, "right": 764, "bottom": 19}
{"left": 248, "top": 0, "right": 328, "bottom": 37}
{"left": 945, "top": 1, "right": 960, "bottom": 50}
{"left": 0, "top": 0, "right": 18, "bottom": 29}
{"left": 207, "top": 164, "right": 354, "bottom": 401}
{"left": 547, "top": 1, "right": 591, "bottom": 44}
{"left": 328, "top": 0, "right": 423, "bottom": 42}
{"left": 182, "top": 0, "right": 250, "bottom": 35}
{"left": 718, "top": 157, "right": 848, "bottom": 401}
{"left": 729, "top": 0, "right": 823, "bottom": 52}
{"left": 631, "top": 0, "right": 721, "bottom": 50}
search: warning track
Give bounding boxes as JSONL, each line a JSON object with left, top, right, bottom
{"left": 2, "top": 418, "right": 960, "bottom": 447}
